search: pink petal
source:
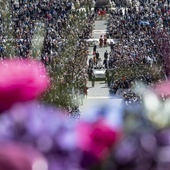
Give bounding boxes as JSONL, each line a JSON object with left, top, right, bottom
{"left": 153, "top": 81, "right": 170, "bottom": 97}
{"left": 0, "top": 59, "right": 50, "bottom": 112}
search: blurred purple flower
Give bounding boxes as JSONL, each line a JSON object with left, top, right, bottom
{"left": 0, "top": 142, "right": 47, "bottom": 170}
{"left": 111, "top": 128, "right": 170, "bottom": 170}
{"left": 0, "top": 101, "right": 82, "bottom": 170}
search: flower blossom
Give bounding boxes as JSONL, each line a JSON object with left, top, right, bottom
{"left": 0, "top": 59, "right": 49, "bottom": 112}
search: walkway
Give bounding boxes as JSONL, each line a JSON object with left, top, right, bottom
{"left": 79, "top": 16, "right": 122, "bottom": 113}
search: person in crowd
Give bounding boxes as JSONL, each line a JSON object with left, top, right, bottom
{"left": 93, "top": 44, "right": 97, "bottom": 54}
{"left": 91, "top": 72, "right": 95, "bottom": 87}
{"left": 99, "top": 35, "right": 103, "bottom": 47}
{"left": 95, "top": 51, "right": 100, "bottom": 61}
{"left": 89, "top": 58, "right": 94, "bottom": 69}
{"left": 104, "top": 35, "right": 107, "bottom": 47}
{"left": 104, "top": 50, "right": 108, "bottom": 60}
{"left": 97, "top": 58, "right": 103, "bottom": 69}
{"left": 93, "top": 55, "right": 97, "bottom": 66}
{"left": 110, "top": 42, "right": 114, "bottom": 51}
{"left": 103, "top": 58, "right": 108, "bottom": 69}
{"left": 83, "top": 85, "right": 88, "bottom": 98}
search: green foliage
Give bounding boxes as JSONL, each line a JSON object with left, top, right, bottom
{"left": 1, "top": 1, "right": 91, "bottom": 109}
{"left": 31, "top": 23, "right": 46, "bottom": 58}
{"left": 42, "top": 10, "right": 90, "bottom": 109}
{"left": 0, "top": 0, "right": 15, "bottom": 57}
{"left": 111, "top": 63, "right": 164, "bottom": 82}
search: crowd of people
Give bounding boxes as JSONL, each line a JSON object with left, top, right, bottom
{"left": 104, "top": 0, "right": 170, "bottom": 100}
{"left": 0, "top": 0, "right": 94, "bottom": 60}
{"left": 2, "top": 0, "right": 72, "bottom": 58}
{"left": 107, "top": 5, "right": 160, "bottom": 69}
{"left": 87, "top": 0, "right": 170, "bottom": 103}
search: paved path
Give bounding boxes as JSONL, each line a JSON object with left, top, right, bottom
{"left": 92, "top": 20, "right": 108, "bottom": 39}
{"left": 79, "top": 17, "right": 122, "bottom": 113}
{"left": 87, "top": 20, "right": 110, "bottom": 65}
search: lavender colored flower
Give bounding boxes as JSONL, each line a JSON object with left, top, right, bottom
{"left": 0, "top": 142, "right": 48, "bottom": 170}
{"left": 109, "top": 128, "right": 170, "bottom": 170}
{"left": 0, "top": 101, "right": 83, "bottom": 170}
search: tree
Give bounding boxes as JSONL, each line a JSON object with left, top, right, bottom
{"left": 42, "top": 9, "right": 91, "bottom": 109}
{"left": 0, "top": 1, "right": 92, "bottom": 110}
{"left": 153, "top": 28, "right": 170, "bottom": 79}
{"left": 0, "top": 0, "right": 15, "bottom": 57}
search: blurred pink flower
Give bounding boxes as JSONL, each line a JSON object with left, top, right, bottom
{"left": 153, "top": 80, "right": 170, "bottom": 98}
{"left": 76, "top": 120, "right": 121, "bottom": 167}
{"left": 0, "top": 59, "right": 50, "bottom": 112}
{"left": 76, "top": 101, "right": 123, "bottom": 167}
{"left": 0, "top": 142, "right": 48, "bottom": 170}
